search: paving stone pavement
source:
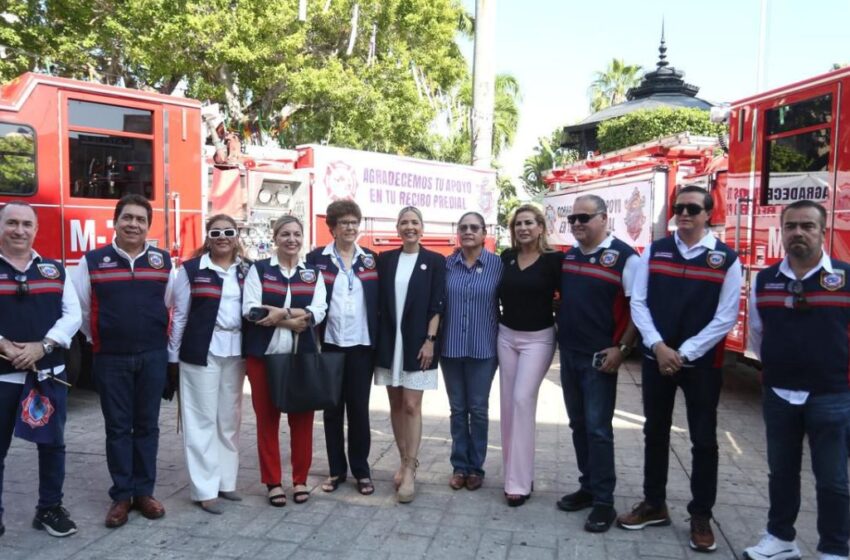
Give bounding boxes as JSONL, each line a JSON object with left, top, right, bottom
{"left": 0, "top": 355, "right": 831, "bottom": 559}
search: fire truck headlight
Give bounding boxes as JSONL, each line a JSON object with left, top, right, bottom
{"left": 257, "top": 189, "right": 272, "bottom": 204}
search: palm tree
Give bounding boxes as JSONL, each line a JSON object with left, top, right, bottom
{"left": 589, "top": 58, "right": 642, "bottom": 113}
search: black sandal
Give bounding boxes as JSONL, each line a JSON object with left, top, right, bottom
{"left": 321, "top": 475, "right": 346, "bottom": 493}
{"left": 293, "top": 485, "right": 310, "bottom": 504}
{"left": 356, "top": 478, "right": 375, "bottom": 496}
{"left": 267, "top": 485, "right": 287, "bottom": 507}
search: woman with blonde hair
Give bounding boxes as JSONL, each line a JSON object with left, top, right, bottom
{"left": 168, "top": 213, "right": 249, "bottom": 514}
{"left": 242, "top": 215, "right": 327, "bottom": 507}
{"left": 375, "top": 206, "right": 446, "bottom": 503}
{"left": 497, "top": 204, "right": 563, "bottom": 507}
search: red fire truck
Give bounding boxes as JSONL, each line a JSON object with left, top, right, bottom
{"left": 544, "top": 65, "right": 850, "bottom": 358}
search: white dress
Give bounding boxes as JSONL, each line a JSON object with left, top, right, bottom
{"left": 374, "top": 252, "right": 438, "bottom": 390}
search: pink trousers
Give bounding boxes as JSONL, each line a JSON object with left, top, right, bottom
{"left": 497, "top": 324, "right": 556, "bottom": 495}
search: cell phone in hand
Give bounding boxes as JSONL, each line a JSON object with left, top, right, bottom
{"left": 592, "top": 351, "right": 607, "bottom": 370}
{"left": 247, "top": 307, "right": 270, "bottom": 322}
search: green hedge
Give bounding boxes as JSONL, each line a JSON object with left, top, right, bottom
{"left": 596, "top": 107, "right": 727, "bottom": 153}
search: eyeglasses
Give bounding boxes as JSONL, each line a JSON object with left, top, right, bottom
{"left": 567, "top": 212, "right": 601, "bottom": 225}
{"left": 787, "top": 280, "right": 810, "bottom": 311}
{"left": 14, "top": 274, "right": 28, "bottom": 297}
{"left": 673, "top": 203, "right": 705, "bottom": 216}
{"left": 208, "top": 228, "right": 238, "bottom": 239}
{"left": 337, "top": 220, "right": 360, "bottom": 229}
{"left": 458, "top": 224, "right": 482, "bottom": 233}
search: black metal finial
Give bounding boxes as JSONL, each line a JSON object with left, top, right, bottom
{"left": 658, "top": 19, "right": 668, "bottom": 68}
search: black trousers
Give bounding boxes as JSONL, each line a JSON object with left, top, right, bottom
{"left": 322, "top": 344, "right": 374, "bottom": 480}
{"left": 641, "top": 357, "right": 722, "bottom": 517}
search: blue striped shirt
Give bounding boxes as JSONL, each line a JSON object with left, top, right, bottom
{"left": 441, "top": 249, "right": 503, "bottom": 359}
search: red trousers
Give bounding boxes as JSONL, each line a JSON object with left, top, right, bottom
{"left": 246, "top": 356, "right": 314, "bottom": 486}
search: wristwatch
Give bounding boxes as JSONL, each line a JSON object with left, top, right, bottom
{"left": 425, "top": 335, "right": 437, "bottom": 342}
{"left": 618, "top": 343, "right": 631, "bottom": 357}
{"left": 42, "top": 340, "right": 55, "bottom": 355}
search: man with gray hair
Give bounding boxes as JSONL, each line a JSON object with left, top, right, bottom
{"left": 0, "top": 201, "right": 81, "bottom": 538}
{"left": 556, "top": 194, "right": 639, "bottom": 532}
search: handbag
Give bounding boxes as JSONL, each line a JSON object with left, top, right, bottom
{"left": 264, "top": 329, "right": 345, "bottom": 413}
{"left": 14, "top": 372, "right": 67, "bottom": 445}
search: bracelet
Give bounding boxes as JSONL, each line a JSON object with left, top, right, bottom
{"left": 425, "top": 335, "right": 437, "bottom": 342}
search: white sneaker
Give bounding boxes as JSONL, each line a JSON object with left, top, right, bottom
{"left": 743, "top": 533, "right": 801, "bottom": 560}
{"left": 819, "top": 554, "right": 848, "bottom": 560}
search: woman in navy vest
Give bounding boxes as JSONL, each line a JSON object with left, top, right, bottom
{"left": 306, "top": 200, "right": 380, "bottom": 496}
{"left": 375, "top": 206, "right": 446, "bottom": 503}
{"left": 498, "top": 204, "right": 562, "bottom": 507}
{"left": 168, "top": 214, "right": 247, "bottom": 514}
{"left": 242, "top": 215, "right": 327, "bottom": 507}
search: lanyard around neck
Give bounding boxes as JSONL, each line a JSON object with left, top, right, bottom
{"left": 333, "top": 245, "right": 355, "bottom": 291}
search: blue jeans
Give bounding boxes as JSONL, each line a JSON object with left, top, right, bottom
{"left": 440, "top": 356, "right": 498, "bottom": 476}
{"left": 560, "top": 347, "right": 618, "bottom": 506}
{"left": 94, "top": 349, "right": 167, "bottom": 501}
{"left": 642, "top": 357, "right": 721, "bottom": 517}
{"left": 763, "top": 388, "right": 850, "bottom": 556}
{"left": 0, "top": 375, "right": 67, "bottom": 516}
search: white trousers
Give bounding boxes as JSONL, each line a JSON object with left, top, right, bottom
{"left": 179, "top": 354, "right": 245, "bottom": 501}
{"left": 497, "top": 324, "right": 556, "bottom": 495}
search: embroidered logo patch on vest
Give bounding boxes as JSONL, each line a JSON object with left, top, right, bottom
{"left": 299, "top": 269, "right": 317, "bottom": 284}
{"left": 148, "top": 252, "right": 165, "bottom": 269}
{"left": 599, "top": 250, "right": 619, "bottom": 268}
{"left": 820, "top": 270, "right": 845, "bottom": 291}
{"left": 362, "top": 255, "right": 376, "bottom": 269}
{"left": 706, "top": 251, "right": 726, "bottom": 269}
{"left": 20, "top": 388, "right": 54, "bottom": 428}
{"left": 36, "top": 263, "right": 60, "bottom": 279}
{"left": 194, "top": 276, "right": 213, "bottom": 284}
{"left": 654, "top": 251, "right": 674, "bottom": 259}
{"left": 764, "top": 282, "right": 786, "bottom": 290}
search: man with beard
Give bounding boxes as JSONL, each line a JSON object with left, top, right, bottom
{"left": 72, "top": 194, "right": 174, "bottom": 528}
{"left": 744, "top": 200, "right": 850, "bottom": 560}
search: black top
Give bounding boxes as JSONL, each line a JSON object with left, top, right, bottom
{"left": 375, "top": 246, "right": 446, "bottom": 371}
{"left": 499, "top": 249, "right": 563, "bottom": 331}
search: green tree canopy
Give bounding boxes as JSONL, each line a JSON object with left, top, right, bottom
{"left": 596, "top": 107, "right": 726, "bottom": 153}
{"left": 588, "top": 58, "right": 642, "bottom": 113}
{"left": 521, "top": 129, "right": 578, "bottom": 197}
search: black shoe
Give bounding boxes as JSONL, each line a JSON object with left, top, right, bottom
{"left": 557, "top": 489, "right": 593, "bottom": 512}
{"left": 584, "top": 505, "right": 617, "bottom": 533}
{"left": 0, "top": 519, "right": 4, "bottom": 537}
{"left": 32, "top": 505, "right": 77, "bottom": 537}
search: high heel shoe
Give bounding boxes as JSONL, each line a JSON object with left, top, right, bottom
{"left": 397, "top": 456, "right": 419, "bottom": 504}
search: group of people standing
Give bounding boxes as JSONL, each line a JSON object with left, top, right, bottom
{"left": 0, "top": 189, "right": 847, "bottom": 560}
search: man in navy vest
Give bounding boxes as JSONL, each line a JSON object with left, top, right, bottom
{"left": 744, "top": 200, "right": 850, "bottom": 560}
{"left": 72, "top": 194, "right": 174, "bottom": 528}
{"left": 556, "top": 194, "right": 639, "bottom": 533}
{"left": 0, "top": 202, "right": 81, "bottom": 538}
{"left": 620, "top": 186, "right": 742, "bottom": 553}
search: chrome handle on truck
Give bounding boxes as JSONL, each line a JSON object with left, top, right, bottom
{"left": 735, "top": 196, "right": 752, "bottom": 253}
{"left": 171, "top": 192, "right": 181, "bottom": 252}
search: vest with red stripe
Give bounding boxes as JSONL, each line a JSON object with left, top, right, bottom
{"left": 178, "top": 256, "right": 247, "bottom": 366}
{"left": 558, "top": 237, "right": 636, "bottom": 355}
{"left": 755, "top": 259, "right": 850, "bottom": 393}
{"left": 243, "top": 259, "right": 318, "bottom": 357}
{"left": 646, "top": 235, "right": 737, "bottom": 367}
{"left": 0, "top": 257, "right": 65, "bottom": 373}
{"left": 305, "top": 247, "right": 380, "bottom": 347}
{"left": 86, "top": 245, "right": 171, "bottom": 354}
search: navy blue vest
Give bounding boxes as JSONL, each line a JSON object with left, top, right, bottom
{"left": 86, "top": 245, "right": 171, "bottom": 354}
{"left": 243, "top": 259, "right": 318, "bottom": 357}
{"left": 305, "top": 246, "right": 379, "bottom": 347}
{"left": 0, "top": 257, "right": 65, "bottom": 373}
{"left": 178, "top": 257, "right": 247, "bottom": 366}
{"left": 645, "top": 236, "right": 737, "bottom": 368}
{"left": 756, "top": 259, "right": 850, "bottom": 393}
{"left": 558, "top": 237, "right": 636, "bottom": 354}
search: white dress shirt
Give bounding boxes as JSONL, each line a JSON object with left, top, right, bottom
{"left": 242, "top": 255, "right": 328, "bottom": 355}
{"left": 748, "top": 250, "right": 833, "bottom": 405}
{"left": 579, "top": 234, "right": 641, "bottom": 296}
{"left": 72, "top": 241, "right": 175, "bottom": 343}
{"left": 168, "top": 254, "right": 244, "bottom": 363}
{"left": 322, "top": 242, "right": 371, "bottom": 347}
{"left": 631, "top": 231, "right": 743, "bottom": 362}
{"left": 0, "top": 250, "right": 82, "bottom": 384}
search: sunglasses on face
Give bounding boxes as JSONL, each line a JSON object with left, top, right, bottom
{"left": 14, "top": 274, "right": 28, "bottom": 297}
{"left": 787, "top": 280, "right": 810, "bottom": 311}
{"left": 458, "top": 224, "right": 482, "bottom": 233}
{"left": 673, "top": 203, "right": 705, "bottom": 216}
{"left": 567, "top": 212, "right": 601, "bottom": 225}
{"left": 208, "top": 228, "right": 238, "bottom": 239}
